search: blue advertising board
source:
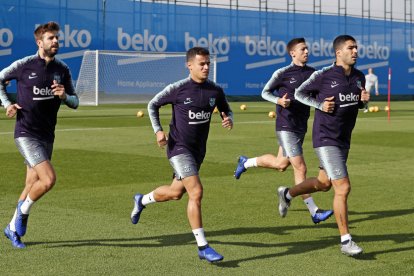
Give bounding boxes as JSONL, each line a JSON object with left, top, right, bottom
{"left": 1, "top": 0, "right": 413, "bottom": 95}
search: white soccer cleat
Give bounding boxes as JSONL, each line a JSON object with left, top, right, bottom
{"left": 277, "top": 186, "right": 290, "bottom": 218}
{"left": 341, "top": 240, "right": 363, "bottom": 256}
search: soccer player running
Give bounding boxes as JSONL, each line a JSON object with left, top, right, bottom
{"left": 0, "top": 22, "right": 79, "bottom": 248}
{"left": 234, "top": 38, "right": 333, "bottom": 224}
{"left": 277, "top": 35, "right": 370, "bottom": 256}
{"left": 363, "top": 67, "right": 379, "bottom": 112}
{"left": 130, "top": 47, "right": 233, "bottom": 263}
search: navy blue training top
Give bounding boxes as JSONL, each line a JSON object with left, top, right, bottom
{"left": 295, "top": 63, "right": 366, "bottom": 149}
{"left": 148, "top": 77, "right": 232, "bottom": 164}
{"left": 0, "top": 54, "right": 79, "bottom": 143}
{"left": 262, "top": 63, "right": 315, "bottom": 134}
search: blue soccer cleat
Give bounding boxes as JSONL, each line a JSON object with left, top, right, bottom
{"left": 311, "top": 209, "right": 334, "bottom": 224}
{"left": 234, "top": 155, "right": 248, "bottom": 179}
{"left": 4, "top": 224, "right": 26, "bottom": 249}
{"left": 131, "top": 193, "right": 145, "bottom": 224}
{"left": 15, "top": 200, "right": 29, "bottom": 237}
{"left": 198, "top": 245, "right": 224, "bottom": 263}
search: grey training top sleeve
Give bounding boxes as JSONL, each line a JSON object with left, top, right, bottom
{"left": 261, "top": 67, "right": 287, "bottom": 104}
{"left": 295, "top": 69, "right": 326, "bottom": 110}
{"left": 148, "top": 83, "right": 177, "bottom": 134}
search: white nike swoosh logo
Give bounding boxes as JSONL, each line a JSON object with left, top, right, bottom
{"left": 29, "top": 76, "right": 37, "bottom": 79}
{"left": 289, "top": 80, "right": 297, "bottom": 84}
{"left": 184, "top": 100, "right": 192, "bottom": 104}
{"left": 331, "top": 84, "right": 339, "bottom": 88}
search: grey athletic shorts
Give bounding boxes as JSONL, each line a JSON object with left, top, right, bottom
{"left": 169, "top": 153, "right": 200, "bottom": 180}
{"left": 15, "top": 137, "right": 53, "bottom": 168}
{"left": 276, "top": 131, "right": 305, "bottom": 157}
{"left": 315, "top": 146, "right": 349, "bottom": 180}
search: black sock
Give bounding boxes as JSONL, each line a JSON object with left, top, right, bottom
{"left": 198, "top": 244, "right": 209, "bottom": 250}
{"left": 284, "top": 188, "right": 291, "bottom": 202}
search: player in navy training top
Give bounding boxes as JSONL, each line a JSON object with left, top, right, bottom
{"left": 130, "top": 47, "right": 233, "bottom": 263}
{"left": 277, "top": 35, "right": 370, "bottom": 256}
{"left": 0, "top": 22, "right": 79, "bottom": 249}
{"left": 233, "top": 38, "right": 333, "bottom": 224}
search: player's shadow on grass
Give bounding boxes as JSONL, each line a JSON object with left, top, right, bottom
{"left": 28, "top": 224, "right": 334, "bottom": 248}
{"left": 348, "top": 208, "right": 414, "bottom": 223}
{"left": 26, "top": 207, "right": 414, "bottom": 266}
{"left": 214, "top": 233, "right": 414, "bottom": 267}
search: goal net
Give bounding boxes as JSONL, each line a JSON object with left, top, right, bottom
{"left": 75, "top": 50, "right": 217, "bottom": 105}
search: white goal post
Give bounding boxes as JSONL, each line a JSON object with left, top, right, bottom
{"left": 75, "top": 50, "right": 217, "bottom": 106}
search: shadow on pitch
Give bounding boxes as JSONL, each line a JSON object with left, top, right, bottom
{"left": 24, "top": 207, "right": 414, "bottom": 267}
{"left": 215, "top": 233, "right": 414, "bottom": 267}
{"left": 26, "top": 224, "right": 337, "bottom": 248}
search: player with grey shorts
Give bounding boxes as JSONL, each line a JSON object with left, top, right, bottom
{"left": 0, "top": 21, "right": 79, "bottom": 249}
{"left": 277, "top": 35, "right": 370, "bottom": 256}
{"left": 234, "top": 38, "right": 333, "bottom": 224}
{"left": 130, "top": 47, "right": 233, "bottom": 263}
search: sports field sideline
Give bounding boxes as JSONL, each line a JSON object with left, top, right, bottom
{"left": 0, "top": 101, "right": 413, "bottom": 275}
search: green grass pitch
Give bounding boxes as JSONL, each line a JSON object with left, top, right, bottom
{"left": 0, "top": 101, "right": 413, "bottom": 275}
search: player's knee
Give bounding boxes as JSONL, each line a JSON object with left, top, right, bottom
{"left": 42, "top": 174, "right": 56, "bottom": 191}
{"left": 170, "top": 190, "right": 185, "bottom": 200}
{"left": 318, "top": 179, "right": 332, "bottom": 192}
{"left": 335, "top": 183, "right": 351, "bottom": 196}
{"left": 275, "top": 161, "right": 289, "bottom": 172}
{"left": 188, "top": 187, "right": 203, "bottom": 201}
{"left": 294, "top": 164, "right": 307, "bottom": 175}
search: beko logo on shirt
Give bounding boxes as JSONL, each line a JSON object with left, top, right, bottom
{"left": 339, "top": 93, "right": 359, "bottom": 102}
{"left": 189, "top": 110, "right": 211, "bottom": 120}
{"left": 33, "top": 86, "right": 53, "bottom": 96}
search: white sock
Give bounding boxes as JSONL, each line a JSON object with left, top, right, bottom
{"left": 286, "top": 190, "right": 293, "bottom": 201}
{"left": 303, "top": 197, "right": 318, "bottom": 216}
{"left": 341, "top": 234, "right": 352, "bottom": 243}
{"left": 20, "top": 195, "right": 35, "bottom": 215}
{"left": 9, "top": 209, "right": 18, "bottom": 232}
{"left": 141, "top": 191, "right": 156, "bottom": 206}
{"left": 192, "top": 228, "right": 208, "bottom": 247}
{"left": 244, "top": 158, "right": 257, "bottom": 169}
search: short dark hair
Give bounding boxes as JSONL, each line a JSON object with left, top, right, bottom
{"left": 34, "top": 21, "right": 60, "bottom": 40}
{"left": 333, "top": 35, "right": 356, "bottom": 51}
{"left": 287, "top": 38, "right": 306, "bottom": 53}
{"left": 186, "top": 47, "right": 210, "bottom": 62}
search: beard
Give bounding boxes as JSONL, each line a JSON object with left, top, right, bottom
{"left": 43, "top": 46, "right": 59, "bottom": 58}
